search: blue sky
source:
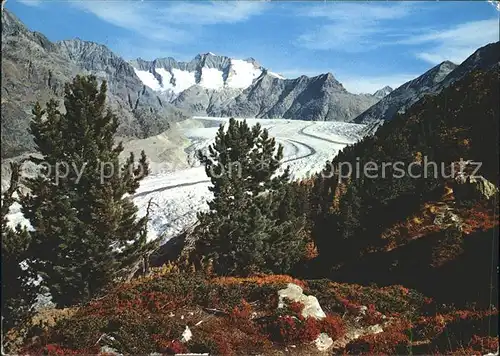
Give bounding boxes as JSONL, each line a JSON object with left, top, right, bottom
{"left": 6, "top": 0, "right": 499, "bottom": 93}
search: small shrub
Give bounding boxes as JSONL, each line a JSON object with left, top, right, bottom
{"left": 363, "top": 304, "right": 384, "bottom": 325}
{"left": 288, "top": 300, "right": 305, "bottom": 314}
{"left": 346, "top": 331, "right": 409, "bottom": 355}
{"left": 469, "top": 335, "right": 499, "bottom": 353}
{"left": 321, "top": 314, "right": 345, "bottom": 340}
{"left": 267, "top": 315, "right": 327, "bottom": 344}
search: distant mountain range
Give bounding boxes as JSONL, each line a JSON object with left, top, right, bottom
{"left": 1, "top": 8, "right": 498, "bottom": 159}
{"left": 0, "top": 9, "right": 385, "bottom": 158}
{"left": 130, "top": 53, "right": 386, "bottom": 121}
{"left": 1, "top": 10, "right": 191, "bottom": 158}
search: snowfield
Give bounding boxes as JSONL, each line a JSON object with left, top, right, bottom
{"left": 6, "top": 117, "right": 366, "bottom": 245}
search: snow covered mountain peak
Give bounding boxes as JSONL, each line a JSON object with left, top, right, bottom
{"left": 373, "top": 86, "right": 393, "bottom": 99}
{"left": 130, "top": 53, "right": 264, "bottom": 94}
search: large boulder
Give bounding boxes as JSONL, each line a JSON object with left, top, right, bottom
{"left": 314, "top": 333, "right": 334, "bottom": 351}
{"left": 277, "top": 283, "right": 326, "bottom": 320}
{"left": 452, "top": 160, "right": 498, "bottom": 201}
{"left": 455, "top": 175, "right": 498, "bottom": 201}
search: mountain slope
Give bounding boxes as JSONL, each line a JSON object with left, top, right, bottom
{"left": 352, "top": 61, "right": 458, "bottom": 125}
{"left": 1, "top": 10, "right": 189, "bottom": 158}
{"left": 130, "top": 53, "right": 265, "bottom": 94}
{"left": 372, "top": 86, "right": 393, "bottom": 100}
{"left": 207, "top": 72, "right": 380, "bottom": 121}
{"left": 438, "top": 41, "right": 500, "bottom": 88}
{"left": 130, "top": 57, "right": 381, "bottom": 122}
{"left": 353, "top": 41, "right": 500, "bottom": 125}
{"left": 314, "top": 64, "right": 499, "bottom": 268}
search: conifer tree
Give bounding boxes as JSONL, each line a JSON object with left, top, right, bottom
{"left": 196, "top": 118, "right": 306, "bottom": 276}
{"left": 1, "top": 162, "right": 39, "bottom": 334}
{"left": 21, "top": 75, "right": 152, "bottom": 307}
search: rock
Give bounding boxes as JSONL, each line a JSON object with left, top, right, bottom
{"left": 277, "top": 283, "right": 326, "bottom": 320}
{"left": 353, "top": 61, "right": 457, "bottom": 125}
{"left": 433, "top": 208, "right": 462, "bottom": 229}
{"left": 100, "top": 345, "right": 122, "bottom": 356}
{"left": 314, "top": 333, "right": 333, "bottom": 351}
{"left": 451, "top": 160, "right": 498, "bottom": 201}
{"left": 455, "top": 175, "right": 498, "bottom": 201}
{"left": 1, "top": 9, "right": 189, "bottom": 158}
{"left": 366, "top": 324, "right": 384, "bottom": 334}
{"left": 95, "top": 334, "right": 123, "bottom": 355}
{"left": 483, "top": 348, "right": 499, "bottom": 356}
{"left": 332, "top": 324, "right": 384, "bottom": 350}
{"left": 181, "top": 326, "right": 192, "bottom": 343}
{"left": 358, "top": 305, "right": 368, "bottom": 315}
{"left": 209, "top": 72, "right": 379, "bottom": 122}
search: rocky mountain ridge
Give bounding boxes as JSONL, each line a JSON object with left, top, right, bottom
{"left": 1, "top": 9, "right": 189, "bottom": 158}
{"left": 130, "top": 53, "right": 267, "bottom": 94}
{"left": 353, "top": 41, "right": 500, "bottom": 125}
{"left": 130, "top": 55, "right": 384, "bottom": 122}
{"left": 207, "top": 72, "right": 380, "bottom": 121}
{"left": 372, "top": 86, "right": 393, "bottom": 100}
{"left": 1, "top": 8, "right": 388, "bottom": 158}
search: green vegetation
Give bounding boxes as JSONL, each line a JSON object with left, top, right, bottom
{"left": 194, "top": 118, "right": 309, "bottom": 276}
{"left": 1, "top": 162, "right": 39, "bottom": 335}
{"left": 19, "top": 75, "right": 154, "bottom": 308}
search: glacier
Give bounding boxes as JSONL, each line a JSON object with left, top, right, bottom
{"left": 6, "top": 117, "right": 366, "bottom": 245}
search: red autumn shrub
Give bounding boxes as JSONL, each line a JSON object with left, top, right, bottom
{"left": 271, "top": 315, "right": 300, "bottom": 343}
{"left": 288, "top": 300, "right": 305, "bottom": 314}
{"left": 345, "top": 331, "right": 409, "bottom": 355}
{"left": 363, "top": 304, "right": 384, "bottom": 325}
{"left": 469, "top": 335, "right": 499, "bottom": 353}
{"left": 164, "top": 340, "right": 189, "bottom": 355}
{"left": 268, "top": 315, "right": 327, "bottom": 344}
{"left": 152, "top": 334, "right": 188, "bottom": 354}
{"left": 339, "top": 297, "right": 361, "bottom": 314}
{"left": 212, "top": 275, "right": 307, "bottom": 289}
{"left": 302, "top": 317, "right": 322, "bottom": 342}
{"left": 461, "top": 202, "right": 499, "bottom": 235}
{"left": 212, "top": 333, "right": 234, "bottom": 356}
{"left": 230, "top": 299, "right": 252, "bottom": 320}
{"left": 320, "top": 314, "right": 345, "bottom": 340}
{"left": 39, "top": 344, "right": 99, "bottom": 356}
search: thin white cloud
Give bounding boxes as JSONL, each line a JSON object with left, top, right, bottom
{"left": 156, "top": 2, "right": 266, "bottom": 26}
{"left": 279, "top": 69, "right": 331, "bottom": 79}
{"left": 336, "top": 73, "right": 419, "bottom": 94}
{"left": 109, "top": 38, "right": 185, "bottom": 62}
{"left": 403, "top": 19, "right": 499, "bottom": 65}
{"left": 71, "top": 1, "right": 190, "bottom": 43}
{"left": 296, "top": 2, "right": 415, "bottom": 52}
{"left": 16, "top": 0, "right": 41, "bottom": 6}
{"left": 71, "top": 0, "right": 266, "bottom": 44}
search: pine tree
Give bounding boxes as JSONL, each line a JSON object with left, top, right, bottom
{"left": 1, "top": 162, "right": 39, "bottom": 334}
{"left": 338, "top": 181, "right": 364, "bottom": 259}
{"left": 21, "top": 75, "right": 152, "bottom": 307}
{"left": 196, "top": 118, "right": 306, "bottom": 276}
